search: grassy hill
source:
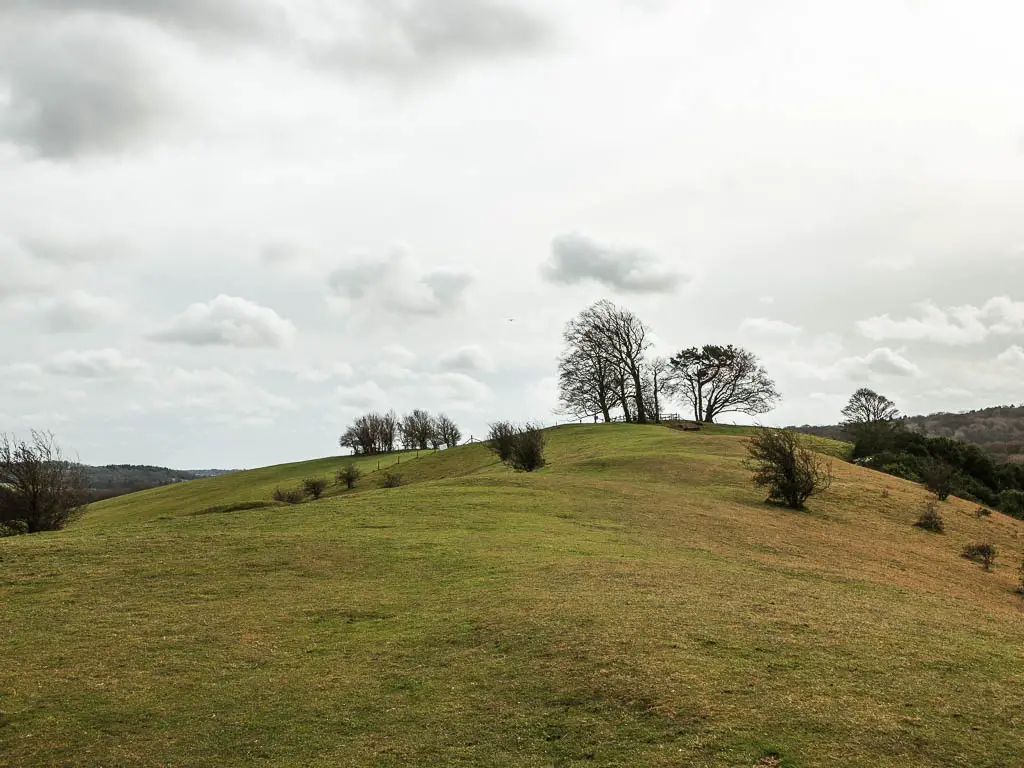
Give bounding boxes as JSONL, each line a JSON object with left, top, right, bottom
{"left": 3, "top": 424, "right": 1024, "bottom": 767}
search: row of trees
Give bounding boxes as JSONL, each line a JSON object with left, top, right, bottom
{"left": 339, "top": 410, "right": 462, "bottom": 455}
{"left": 558, "top": 300, "right": 780, "bottom": 424}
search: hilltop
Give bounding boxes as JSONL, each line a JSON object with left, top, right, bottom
{"left": 3, "top": 424, "right": 1023, "bottom": 767}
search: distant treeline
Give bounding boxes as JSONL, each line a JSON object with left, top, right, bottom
{"left": 794, "top": 403, "right": 1024, "bottom": 517}
{"left": 82, "top": 465, "right": 234, "bottom": 502}
{"left": 794, "top": 404, "right": 1024, "bottom": 463}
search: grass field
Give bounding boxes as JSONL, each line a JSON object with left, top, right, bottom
{"left": 3, "top": 424, "right": 1023, "bottom": 767}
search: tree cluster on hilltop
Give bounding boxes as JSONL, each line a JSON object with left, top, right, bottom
{"left": 558, "top": 299, "right": 781, "bottom": 424}
{"left": 339, "top": 410, "right": 462, "bottom": 455}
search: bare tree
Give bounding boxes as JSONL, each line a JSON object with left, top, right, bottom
{"left": 379, "top": 410, "right": 399, "bottom": 453}
{"left": 667, "top": 345, "right": 780, "bottom": 423}
{"left": 645, "top": 356, "right": 671, "bottom": 423}
{"left": 435, "top": 414, "right": 462, "bottom": 448}
{"left": 585, "top": 300, "right": 652, "bottom": 423}
{"left": 841, "top": 388, "right": 901, "bottom": 425}
{"left": 0, "top": 431, "right": 87, "bottom": 534}
{"left": 400, "top": 409, "right": 436, "bottom": 450}
{"left": 558, "top": 301, "right": 651, "bottom": 422}
{"left": 558, "top": 346, "right": 616, "bottom": 422}
{"left": 339, "top": 411, "right": 399, "bottom": 455}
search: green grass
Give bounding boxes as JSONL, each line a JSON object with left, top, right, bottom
{"left": 2, "top": 424, "right": 1023, "bottom": 767}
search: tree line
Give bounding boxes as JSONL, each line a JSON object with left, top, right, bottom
{"left": 558, "top": 299, "right": 780, "bottom": 424}
{"left": 339, "top": 409, "right": 462, "bottom": 456}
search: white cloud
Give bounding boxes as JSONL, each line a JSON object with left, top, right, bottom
{"left": 168, "top": 367, "right": 295, "bottom": 420}
{"left": 787, "top": 347, "right": 920, "bottom": 382}
{"left": 996, "top": 345, "right": 1024, "bottom": 365}
{"left": 0, "top": 236, "right": 61, "bottom": 301}
{"left": 419, "top": 372, "right": 492, "bottom": 407}
{"left": 858, "top": 297, "right": 1024, "bottom": 345}
{"left": 295, "top": 362, "right": 355, "bottom": 383}
{"left": 36, "top": 290, "right": 121, "bottom": 332}
{"left": 834, "top": 348, "right": 921, "bottom": 380}
{"left": 542, "top": 233, "right": 685, "bottom": 294}
{"left": 46, "top": 348, "right": 150, "bottom": 379}
{"left": 151, "top": 295, "right": 297, "bottom": 348}
{"left": 336, "top": 380, "right": 390, "bottom": 409}
{"left": 437, "top": 344, "right": 496, "bottom": 373}
{"left": 329, "top": 247, "right": 473, "bottom": 317}
{"left": 738, "top": 317, "right": 802, "bottom": 338}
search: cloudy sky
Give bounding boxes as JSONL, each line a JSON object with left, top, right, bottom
{"left": 2, "top": 0, "right": 1023, "bottom": 468}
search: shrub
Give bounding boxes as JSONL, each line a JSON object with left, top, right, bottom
{"left": 974, "top": 506, "right": 992, "bottom": 518}
{"left": 487, "top": 422, "right": 546, "bottom": 472}
{"left": 302, "top": 477, "right": 328, "bottom": 500}
{"left": 382, "top": 472, "right": 402, "bottom": 488}
{"left": 914, "top": 500, "right": 944, "bottom": 533}
{"left": 1018, "top": 559, "right": 1024, "bottom": 596}
{"left": 999, "top": 489, "right": 1024, "bottom": 520}
{"left": 487, "top": 421, "right": 518, "bottom": 463}
{"left": 962, "top": 543, "right": 997, "bottom": 571}
{"left": 336, "top": 464, "right": 362, "bottom": 490}
{"left": 746, "top": 427, "right": 833, "bottom": 510}
{"left": 0, "top": 520, "right": 29, "bottom": 537}
{"left": 921, "top": 461, "right": 957, "bottom": 501}
{"left": 272, "top": 486, "right": 306, "bottom": 504}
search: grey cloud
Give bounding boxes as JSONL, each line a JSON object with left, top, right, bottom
{"left": 0, "top": 20, "right": 173, "bottom": 158}
{"left": 46, "top": 348, "right": 150, "bottom": 379}
{"left": 312, "top": 0, "right": 550, "bottom": 77}
{"left": 0, "top": 237, "right": 62, "bottom": 300}
{"left": 328, "top": 248, "right": 473, "bottom": 317}
{"left": 0, "top": 0, "right": 283, "bottom": 42}
{"left": 21, "top": 235, "right": 127, "bottom": 264}
{"left": 543, "top": 233, "right": 686, "bottom": 294}
{"left": 437, "top": 345, "right": 496, "bottom": 373}
{"left": 836, "top": 348, "right": 921, "bottom": 380}
{"left": 150, "top": 295, "right": 297, "bottom": 348}
{"left": 37, "top": 291, "right": 122, "bottom": 333}
{"left": 858, "top": 298, "right": 1024, "bottom": 345}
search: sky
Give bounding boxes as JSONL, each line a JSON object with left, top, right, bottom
{"left": 2, "top": 0, "right": 1024, "bottom": 468}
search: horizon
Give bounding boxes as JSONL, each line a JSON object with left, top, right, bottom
{"left": 3, "top": 1, "right": 1024, "bottom": 468}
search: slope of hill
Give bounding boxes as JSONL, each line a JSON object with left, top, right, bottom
{"left": 3, "top": 424, "right": 1023, "bottom": 767}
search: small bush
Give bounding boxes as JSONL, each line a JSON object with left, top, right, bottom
{"left": 302, "top": 477, "right": 328, "bottom": 500}
{"left": 272, "top": 486, "right": 306, "bottom": 504}
{"left": 921, "top": 461, "right": 957, "bottom": 501}
{"left": 974, "top": 506, "right": 992, "bottom": 518}
{"left": 914, "top": 500, "right": 944, "bottom": 533}
{"left": 1018, "top": 559, "right": 1024, "bottom": 596}
{"left": 487, "top": 422, "right": 546, "bottom": 472}
{"left": 486, "top": 421, "right": 518, "bottom": 463}
{"left": 962, "top": 543, "right": 997, "bottom": 570}
{"left": 382, "top": 472, "right": 402, "bottom": 488}
{"left": 746, "top": 427, "right": 833, "bottom": 510}
{"left": 336, "top": 464, "right": 362, "bottom": 490}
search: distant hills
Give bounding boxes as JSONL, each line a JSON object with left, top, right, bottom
{"left": 794, "top": 404, "right": 1024, "bottom": 463}
{"left": 82, "top": 465, "right": 236, "bottom": 502}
